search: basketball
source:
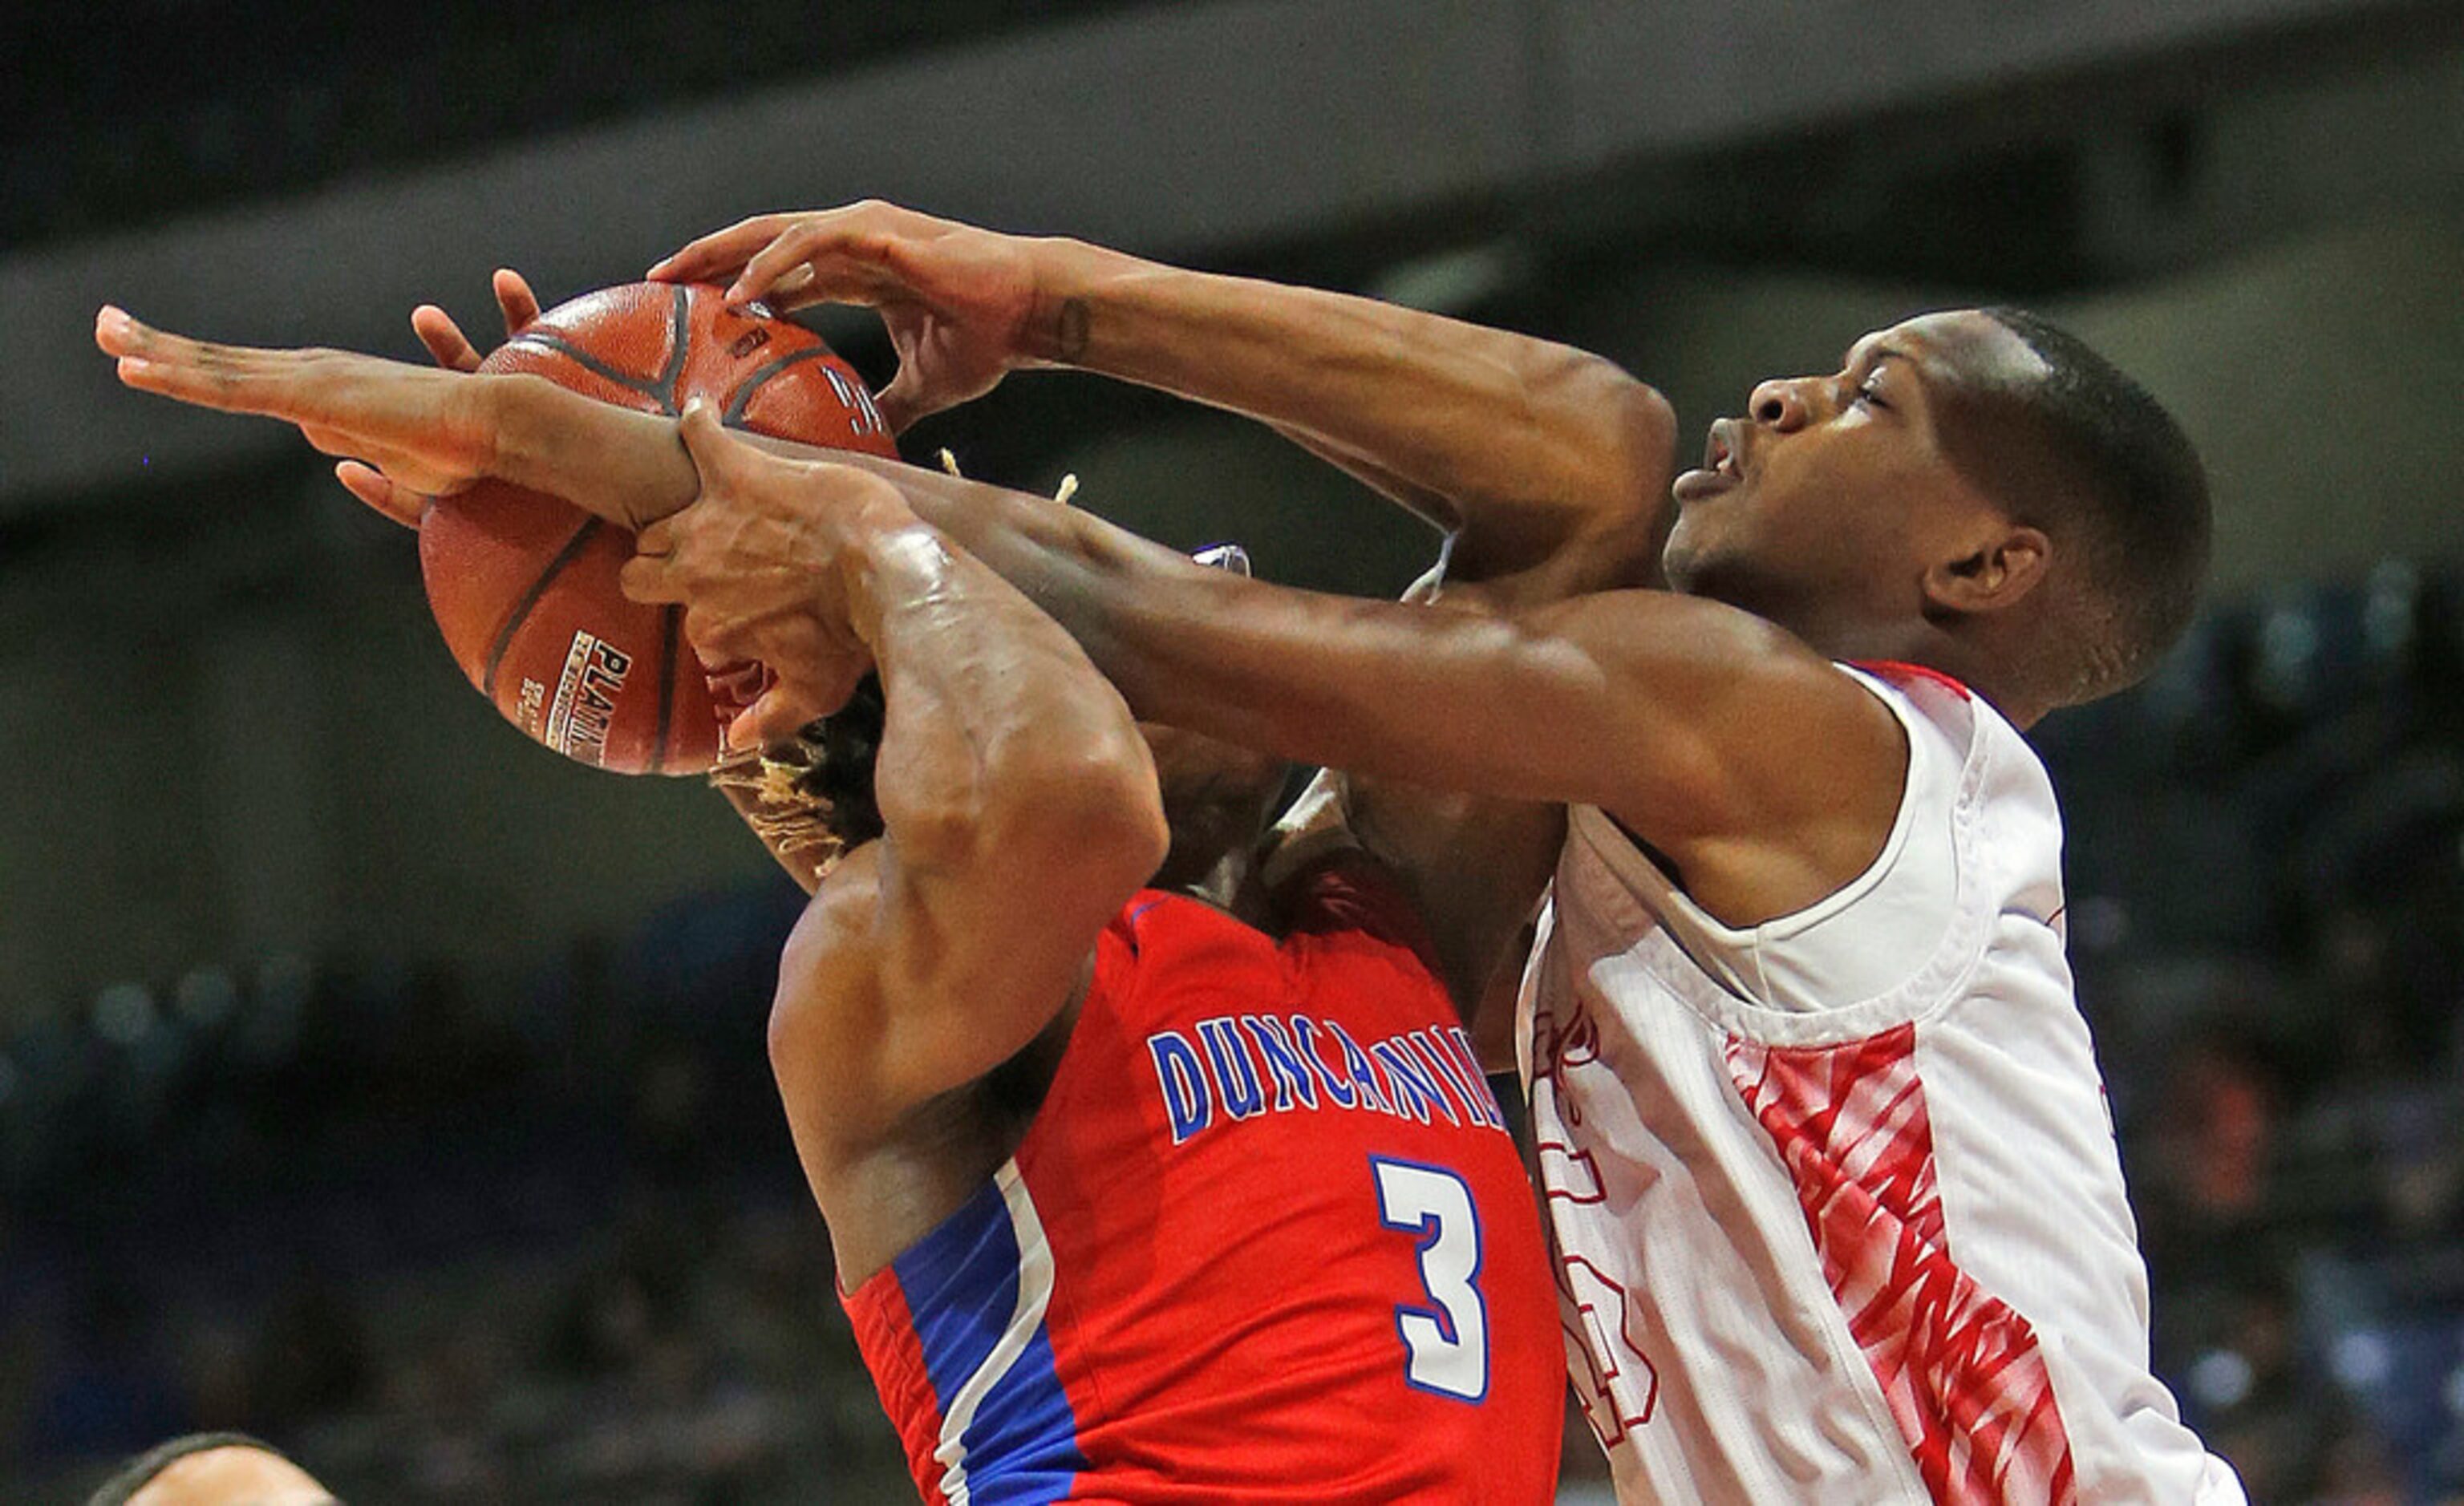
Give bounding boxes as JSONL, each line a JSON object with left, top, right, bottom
{"left": 416, "top": 282, "right": 898, "bottom": 775}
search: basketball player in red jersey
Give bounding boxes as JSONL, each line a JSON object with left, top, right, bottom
{"left": 681, "top": 407, "right": 1566, "bottom": 1502}
{"left": 99, "top": 284, "right": 1579, "bottom": 1503}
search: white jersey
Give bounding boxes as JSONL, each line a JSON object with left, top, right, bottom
{"left": 1518, "top": 662, "right": 2243, "bottom": 1504}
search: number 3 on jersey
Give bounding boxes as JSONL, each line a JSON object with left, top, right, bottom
{"left": 1372, "top": 1157, "right": 1489, "bottom": 1402}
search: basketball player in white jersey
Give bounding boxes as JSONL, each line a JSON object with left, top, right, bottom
{"left": 97, "top": 199, "right": 2242, "bottom": 1500}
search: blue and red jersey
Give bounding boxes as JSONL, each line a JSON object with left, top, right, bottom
{"left": 841, "top": 856, "right": 1563, "bottom": 1503}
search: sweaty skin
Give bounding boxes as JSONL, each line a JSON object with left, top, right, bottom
{"left": 94, "top": 207, "right": 2219, "bottom": 1504}
{"left": 668, "top": 404, "right": 1172, "bottom": 1281}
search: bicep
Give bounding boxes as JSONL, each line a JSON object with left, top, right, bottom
{"left": 770, "top": 804, "right": 1150, "bottom": 1152}
{"left": 1214, "top": 588, "right": 1892, "bottom": 851}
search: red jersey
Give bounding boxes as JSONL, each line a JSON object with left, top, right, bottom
{"left": 842, "top": 856, "right": 1563, "bottom": 1504}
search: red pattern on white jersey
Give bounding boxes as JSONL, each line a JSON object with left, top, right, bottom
{"left": 1725, "top": 1023, "right": 2078, "bottom": 1504}
{"left": 1522, "top": 664, "right": 2245, "bottom": 1503}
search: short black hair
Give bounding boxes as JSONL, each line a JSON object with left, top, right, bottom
{"left": 1972, "top": 307, "right": 2212, "bottom": 704}
{"left": 792, "top": 671, "right": 887, "bottom": 852}
{"left": 84, "top": 1432, "right": 337, "bottom": 1506}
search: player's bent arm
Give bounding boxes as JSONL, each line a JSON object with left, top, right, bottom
{"left": 1029, "top": 240, "right": 1677, "bottom": 578}
{"left": 766, "top": 514, "right": 1169, "bottom": 1150}
{"left": 647, "top": 206, "right": 1676, "bottom": 573}
{"left": 121, "top": 334, "right": 1869, "bottom": 910}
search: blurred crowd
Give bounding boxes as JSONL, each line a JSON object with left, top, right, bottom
{"left": 2, "top": 562, "right": 2460, "bottom": 1502}
{"left": 2049, "top": 561, "right": 2464, "bottom": 1502}
{"left": 0, "top": 883, "right": 912, "bottom": 1501}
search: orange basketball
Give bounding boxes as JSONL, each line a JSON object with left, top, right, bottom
{"left": 417, "top": 283, "right": 898, "bottom": 775}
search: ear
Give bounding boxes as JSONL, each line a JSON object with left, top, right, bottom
{"left": 1923, "top": 521, "right": 2049, "bottom": 617}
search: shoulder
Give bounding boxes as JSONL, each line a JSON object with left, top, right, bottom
{"left": 1843, "top": 661, "right": 2058, "bottom": 828}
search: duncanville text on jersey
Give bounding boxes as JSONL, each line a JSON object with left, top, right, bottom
{"left": 1146, "top": 1014, "right": 1506, "bottom": 1144}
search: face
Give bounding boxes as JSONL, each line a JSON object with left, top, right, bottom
{"left": 1662, "top": 310, "right": 2046, "bottom": 645}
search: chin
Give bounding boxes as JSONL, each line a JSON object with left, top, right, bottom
{"left": 1659, "top": 534, "right": 1711, "bottom": 597}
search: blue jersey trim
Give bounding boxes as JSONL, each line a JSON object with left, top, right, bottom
{"left": 890, "top": 1170, "right": 1089, "bottom": 1503}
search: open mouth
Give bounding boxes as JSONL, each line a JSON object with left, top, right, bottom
{"left": 1673, "top": 419, "right": 1745, "bottom": 501}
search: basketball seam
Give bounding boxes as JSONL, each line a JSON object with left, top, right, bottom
{"left": 654, "top": 285, "right": 692, "bottom": 414}
{"left": 717, "top": 347, "right": 838, "bottom": 428}
{"left": 506, "top": 334, "right": 667, "bottom": 403}
{"left": 482, "top": 519, "right": 605, "bottom": 699}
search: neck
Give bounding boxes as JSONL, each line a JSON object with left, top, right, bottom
{"left": 1153, "top": 839, "right": 1271, "bottom": 926}
{"left": 1861, "top": 626, "right": 2049, "bottom": 727}
{"left": 1785, "top": 613, "right": 2048, "bottom": 729}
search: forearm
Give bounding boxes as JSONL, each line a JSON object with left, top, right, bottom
{"left": 1026, "top": 241, "right": 1675, "bottom": 573}
{"left": 757, "top": 496, "right": 1165, "bottom": 1149}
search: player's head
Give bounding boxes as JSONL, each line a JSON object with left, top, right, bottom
{"left": 1661, "top": 307, "right": 2210, "bottom": 717}
{"left": 86, "top": 1433, "right": 338, "bottom": 1506}
{"left": 1135, "top": 718, "right": 1289, "bottom": 885}
{"left": 746, "top": 673, "right": 889, "bottom": 876}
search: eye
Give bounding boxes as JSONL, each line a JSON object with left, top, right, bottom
{"left": 1854, "top": 379, "right": 1890, "bottom": 411}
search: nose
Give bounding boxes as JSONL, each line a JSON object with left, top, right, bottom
{"left": 1748, "top": 377, "right": 1814, "bottom": 432}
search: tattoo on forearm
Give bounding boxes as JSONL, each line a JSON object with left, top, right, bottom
{"left": 1053, "top": 298, "right": 1091, "bottom": 363}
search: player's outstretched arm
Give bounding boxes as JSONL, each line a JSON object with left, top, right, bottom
{"left": 95, "top": 305, "right": 1883, "bottom": 922}
{"left": 630, "top": 450, "right": 1903, "bottom": 929}
{"left": 95, "top": 303, "right": 703, "bottom": 531}
{"left": 651, "top": 201, "right": 1677, "bottom": 580}
{"left": 661, "top": 409, "right": 1169, "bottom": 1156}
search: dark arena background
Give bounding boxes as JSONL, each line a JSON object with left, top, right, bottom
{"left": 8, "top": 2, "right": 2464, "bottom": 1500}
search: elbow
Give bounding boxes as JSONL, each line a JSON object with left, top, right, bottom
{"left": 1569, "top": 377, "right": 1679, "bottom": 582}
{"left": 989, "top": 735, "right": 1170, "bottom": 901}
{"left": 1560, "top": 358, "right": 1675, "bottom": 496}
{"left": 1596, "top": 377, "right": 1678, "bottom": 519}
{"left": 1620, "top": 381, "right": 1679, "bottom": 478}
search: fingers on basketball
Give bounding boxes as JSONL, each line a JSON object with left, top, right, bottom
{"left": 492, "top": 269, "right": 541, "bottom": 334}
{"left": 616, "top": 553, "right": 674, "bottom": 605}
{"left": 411, "top": 306, "right": 483, "bottom": 373}
{"left": 650, "top": 210, "right": 800, "bottom": 282}
{"left": 673, "top": 399, "right": 748, "bottom": 480}
{"left": 335, "top": 461, "right": 426, "bottom": 528}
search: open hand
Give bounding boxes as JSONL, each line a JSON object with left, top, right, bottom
{"left": 98, "top": 305, "right": 504, "bottom": 504}
{"left": 649, "top": 200, "right": 1043, "bottom": 435}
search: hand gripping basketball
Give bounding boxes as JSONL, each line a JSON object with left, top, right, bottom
{"left": 622, "top": 402, "right": 886, "bottom": 751}
{"left": 98, "top": 276, "right": 898, "bottom": 774}
{"left": 409, "top": 279, "right": 894, "bottom": 773}
{"left": 649, "top": 200, "right": 1043, "bottom": 435}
